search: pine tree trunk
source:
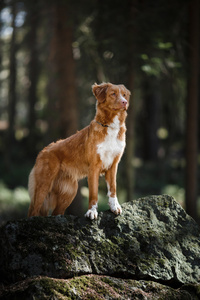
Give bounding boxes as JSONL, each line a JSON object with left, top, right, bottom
{"left": 46, "top": 2, "right": 82, "bottom": 216}
{"left": 27, "top": 5, "right": 39, "bottom": 154}
{"left": 185, "top": 0, "right": 199, "bottom": 221}
{"left": 6, "top": 2, "right": 17, "bottom": 167}
{"left": 142, "top": 77, "right": 160, "bottom": 161}
{"left": 47, "top": 3, "right": 78, "bottom": 141}
{"left": 125, "top": 0, "right": 138, "bottom": 202}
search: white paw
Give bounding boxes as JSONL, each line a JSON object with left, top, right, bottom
{"left": 85, "top": 205, "right": 98, "bottom": 220}
{"left": 108, "top": 197, "right": 122, "bottom": 215}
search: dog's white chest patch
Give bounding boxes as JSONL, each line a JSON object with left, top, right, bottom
{"left": 97, "top": 116, "right": 125, "bottom": 170}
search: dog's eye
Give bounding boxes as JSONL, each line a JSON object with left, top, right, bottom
{"left": 123, "top": 94, "right": 126, "bottom": 97}
{"left": 111, "top": 93, "right": 116, "bottom": 96}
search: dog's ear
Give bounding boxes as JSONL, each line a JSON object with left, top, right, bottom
{"left": 92, "top": 83, "right": 109, "bottom": 103}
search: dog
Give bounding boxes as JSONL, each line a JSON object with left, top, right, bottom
{"left": 28, "top": 82, "right": 131, "bottom": 219}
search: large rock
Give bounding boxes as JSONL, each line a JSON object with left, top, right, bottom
{"left": 0, "top": 195, "right": 200, "bottom": 284}
{"left": 0, "top": 195, "right": 200, "bottom": 299}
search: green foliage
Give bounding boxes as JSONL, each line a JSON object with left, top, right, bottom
{"left": 0, "top": 181, "right": 29, "bottom": 224}
{"left": 0, "top": 181, "right": 29, "bottom": 204}
{"left": 162, "top": 184, "right": 185, "bottom": 206}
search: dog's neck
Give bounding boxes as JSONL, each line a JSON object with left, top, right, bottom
{"left": 95, "top": 106, "right": 127, "bottom": 128}
{"left": 95, "top": 121, "right": 109, "bottom": 128}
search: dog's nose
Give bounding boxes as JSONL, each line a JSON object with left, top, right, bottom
{"left": 121, "top": 99, "right": 128, "bottom": 107}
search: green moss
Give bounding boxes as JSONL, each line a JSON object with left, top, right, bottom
{"left": 139, "top": 256, "right": 156, "bottom": 272}
{"left": 35, "top": 276, "right": 88, "bottom": 299}
{"left": 101, "top": 276, "right": 124, "bottom": 292}
{"left": 156, "top": 197, "right": 171, "bottom": 208}
{"left": 87, "top": 237, "right": 127, "bottom": 273}
{"left": 158, "top": 258, "right": 166, "bottom": 267}
{"left": 1, "top": 276, "right": 200, "bottom": 299}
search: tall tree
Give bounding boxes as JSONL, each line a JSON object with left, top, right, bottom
{"left": 0, "top": 3, "right": 4, "bottom": 116}
{"left": 6, "top": 1, "right": 17, "bottom": 166}
{"left": 27, "top": 0, "right": 39, "bottom": 154}
{"left": 46, "top": 1, "right": 82, "bottom": 216}
{"left": 46, "top": 1, "right": 78, "bottom": 141}
{"left": 125, "top": 0, "right": 139, "bottom": 202}
{"left": 142, "top": 76, "right": 160, "bottom": 161}
{"left": 185, "top": 0, "right": 199, "bottom": 221}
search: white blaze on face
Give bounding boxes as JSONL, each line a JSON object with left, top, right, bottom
{"left": 118, "top": 93, "right": 128, "bottom": 109}
{"left": 96, "top": 116, "right": 125, "bottom": 170}
{"left": 120, "top": 95, "right": 126, "bottom": 102}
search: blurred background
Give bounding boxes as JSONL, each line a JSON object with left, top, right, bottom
{"left": 0, "top": 0, "right": 199, "bottom": 224}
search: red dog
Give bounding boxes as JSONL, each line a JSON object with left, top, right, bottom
{"left": 28, "top": 82, "right": 130, "bottom": 219}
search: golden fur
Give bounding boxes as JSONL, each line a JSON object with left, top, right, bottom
{"left": 28, "top": 82, "right": 130, "bottom": 218}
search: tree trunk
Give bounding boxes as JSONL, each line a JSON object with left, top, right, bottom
{"left": 46, "top": 2, "right": 82, "bottom": 216}
{"left": 27, "top": 3, "right": 39, "bottom": 155}
{"left": 126, "top": 73, "right": 135, "bottom": 203}
{"left": 125, "top": 0, "right": 138, "bottom": 202}
{"left": 142, "top": 77, "right": 160, "bottom": 161}
{"left": 47, "top": 2, "right": 78, "bottom": 141}
{"left": 6, "top": 2, "right": 17, "bottom": 166}
{"left": 185, "top": 0, "right": 199, "bottom": 221}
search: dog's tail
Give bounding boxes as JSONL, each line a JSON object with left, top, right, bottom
{"left": 27, "top": 167, "right": 36, "bottom": 217}
{"left": 27, "top": 167, "right": 53, "bottom": 217}
{"left": 27, "top": 152, "right": 61, "bottom": 217}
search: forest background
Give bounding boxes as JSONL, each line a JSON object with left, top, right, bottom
{"left": 0, "top": 0, "right": 199, "bottom": 224}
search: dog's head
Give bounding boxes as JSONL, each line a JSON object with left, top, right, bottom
{"left": 92, "top": 82, "right": 131, "bottom": 111}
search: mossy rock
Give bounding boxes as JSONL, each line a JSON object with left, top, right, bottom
{"left": 0, "top": 195, "right": 200, "bottom": 286}
{"left": 1, "top": 275, "right": 200, "bottom": 300}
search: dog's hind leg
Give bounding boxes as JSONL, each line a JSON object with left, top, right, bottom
{"left": 52, "top": 176, "right": 78, "bottom": 216}
{"left": 39, "top": 195, "right": 53, "bottom": 216}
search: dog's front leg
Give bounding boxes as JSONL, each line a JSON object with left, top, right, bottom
{"left": 105, "top": 160, "right": 122, "bottom": 215}
{"left": 85, "top": 168, "right": 99, "bottom": 220}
